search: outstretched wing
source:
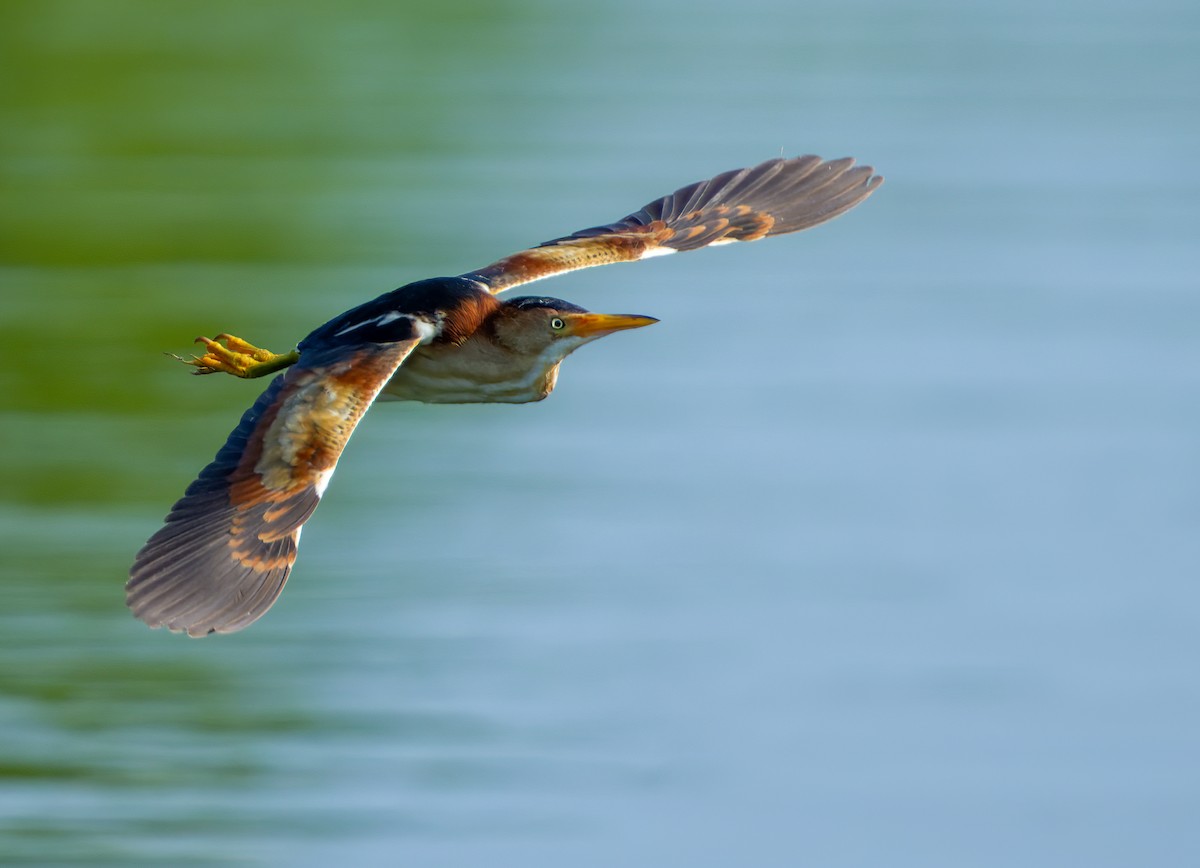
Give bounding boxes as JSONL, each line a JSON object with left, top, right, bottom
{"left": 462, "top": 155, "right": 882, "bottom": 295}
{"left": 126, "top": 337, "right": 421, "bottom": 637}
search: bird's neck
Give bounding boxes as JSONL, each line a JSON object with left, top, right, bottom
{"left": 437, "top": 291, "right": 503, "bottom": 345}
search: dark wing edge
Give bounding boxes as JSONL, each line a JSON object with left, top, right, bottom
{"left": 126, "top": 338, "right": 420, "bottom": 637}
{"left": 463, "top": 155, "right": 882, "bottom": 295}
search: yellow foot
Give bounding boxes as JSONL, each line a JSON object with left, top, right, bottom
{"left": 173, "top": 333, "right": 300, "bottom": 379}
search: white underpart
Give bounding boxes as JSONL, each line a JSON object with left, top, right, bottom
{"left": 506, "top": 336, "right": 588, "bottom": 394}
{"left": 338, "top": 309, "right": 441, "bottom": 340}
{"left": 334, "top": 309, "right": 409, "bottom": 337}
{"left": 384, "top": 333, "right": 591, "bottom": 404}
{"left": 313, "top": 469, "right": 334, "bottom": 498}
{"left": 412, "top": 316, "right": 440, "bottom": 343}
{"left": 334, "top": 316, "right": 375, "bottom": 337}
{"left": 640, "top": 246, "right": 678, "bottom": 259}
{"left": 708, "top": 237, "right": 740, "bottom": 246}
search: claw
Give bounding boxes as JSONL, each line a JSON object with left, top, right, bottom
{"left": 173, "top": 334, "right": 299, "bottom": 379}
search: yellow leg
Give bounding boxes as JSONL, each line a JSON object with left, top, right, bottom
{"left": 174, "top": 333, "right": 300, "bottom": 378}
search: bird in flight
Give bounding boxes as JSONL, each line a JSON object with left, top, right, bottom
{"left": 126, "top": 155, "right": 882, "bottom": 636}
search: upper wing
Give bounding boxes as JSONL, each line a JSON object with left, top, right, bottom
{"left": 462, "top": 155, "right": 882, "bottom": 295}
{"left": 126, "top": 337, "right": 420, "bottom": 637}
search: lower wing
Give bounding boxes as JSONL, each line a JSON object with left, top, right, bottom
{"left": 126, "top": 338, "right": 420, "bottom": 636}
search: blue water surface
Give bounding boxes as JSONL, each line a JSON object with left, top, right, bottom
{"left": 1, "top": 0, "right": 1197, "bottom": 865}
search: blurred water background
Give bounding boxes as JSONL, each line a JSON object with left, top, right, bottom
{"left": 2, "top": 0, "right": 1198, "bottom": 865}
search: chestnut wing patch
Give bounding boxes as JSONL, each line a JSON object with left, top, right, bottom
{"left": 126, "top": 338, "right": 420, "bottom": 637}
{"left": 463, "top": 155, "right": 882, "bottom": 295}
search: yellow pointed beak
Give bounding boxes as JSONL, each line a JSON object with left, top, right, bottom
{"left": 565, "top": 312, "right": 659, "bottom": 338}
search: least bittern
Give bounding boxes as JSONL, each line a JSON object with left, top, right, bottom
{"left": 127, "top": 155, "right": 882, "bottom": 636}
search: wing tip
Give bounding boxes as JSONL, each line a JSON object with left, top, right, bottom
{"left": 126, "top": 554, "right": 295, "bottom": 638}
{"left": 126, "top": 503, "right": 300, "bottom": 638}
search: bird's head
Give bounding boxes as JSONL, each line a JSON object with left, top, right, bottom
{"left": 492, "top": 296, "right": 658, "bottom": 363}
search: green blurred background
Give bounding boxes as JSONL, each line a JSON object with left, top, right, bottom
{"left": 2, "top": 0, "right": 1198, "bottom": 865}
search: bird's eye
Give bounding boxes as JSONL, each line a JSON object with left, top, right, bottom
{"left": 550, "top": 317, "right": 565, "bottom": 331}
